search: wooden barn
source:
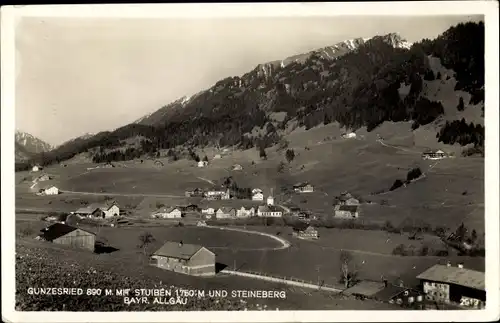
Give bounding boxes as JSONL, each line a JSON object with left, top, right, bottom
{"left": 37, "top": 223, "right": 96, "bottom": 252}
{"left": 150, "top": 242, "right": 216, "bottom": 276}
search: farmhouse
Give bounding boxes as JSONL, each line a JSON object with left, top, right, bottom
{"left": 37, "top": 185, "right": 59, "bottom": 196}
{"left": 32, "top": 165, "right": 42, "bottom": 172}
{"left": 252, "top": 192, "right": 264, "bottom": 201}
{"left": 266, "top": 195, "right": 275, "bottom": 206}
{"left": 252, "top": 188, "right": 263, "bottom": 195}
{"left": 37, "top": 223, "right": 95, "bottom": 252}
{"left": 178, "top": 204, "right": 199, "bottom": 213}
{"left": 201, "top": 207, "right": 215, "bottom": 215}
{"left": 185, "top": 188, "right": 204, "bottom": 198}
{"left": 102, "top": 162, "right": 115, "bottom": 168}
{"left": 293, "top": 183, "right": 314, "bottom": 193}
{"left": 257, "top": 205, "right": 283, "bottom": 217}
{"left": 341, "top": 132, "right": 357, "bottom": 139}
{"left": 422, "top": 149, "right": 448, "bottom": 160}
{"left": 416, "top": 264, "right": 485, "bottom": 308}
{"left": 213, "top": 154, "right": 222, "bottom": 159}
{"left": 197, "top": 161, "right": 208, "bottom": 168}
{"left": 36, "top": 174, "right": 51, "bottom": 182}
{"left": 336, "top": 192, "right": 360, "bottom": 206}
{"left": 236, "top": 207, "right": 255, "bottom": 218}
{"left": 334, "top": 205, "right": 360, "bottom": 219}
{"left": 150, "top": 242, "right": 216, "bottom": 276}
{"left": 216, "top": 207, "right": 236, "bottom": 219}
{"left": 197, "top": 221, "right": 207, "bottom": 227}
{"left": 343, "top": 281, "right": 386, "bottom": 299}
{"left": 292, "top": 224, "right": 319, "bottom": 240}
{"left": 75, "top": 202, "right": 120, "bottom": 219}
{"left": 205, "top": 189, "right": 230, "bottom": 200}
{"left": 372, "top": 284, "right": 424, "bottom": 306}
{"left": 152, "top": 207, "right": 183, "bottom": 219}
{"left": 232, "top": 164, "right": 243, "bottom": 171}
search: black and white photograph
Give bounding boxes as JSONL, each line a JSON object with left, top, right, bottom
{"left": 1, "top": 2, "right": 499, "bottom": 322}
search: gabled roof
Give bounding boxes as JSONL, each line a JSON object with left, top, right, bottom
{"left": 40, "top": 184, "right": 57, "bottom": 190}
{"left": 75, "top": 201, "right": 117, "bottom": 214}
{"left": 39, "top": 223, "right": 95, "bottom": 241}
{"left": 258, "top": 205, "right": 281, "bottom": 212}
{"left": 154, "top": 207, "right": 181, "bottom": 214}
{"left": 343, "top": 281, "right": 386, "bottom": 297}
{"left": 292, "top": 221, "right": 310, "bottom": 231}
{"left": 152, "top": 242, "right": 209, "bottom": 260}
{"left": 217, "top": 207, "right": 235, "bottom": 213}
{"left": 416, "top": 264, "right": 485, "bottom": 291}
{"left": 293, "top": 182, "right": 311, "bottom": 188}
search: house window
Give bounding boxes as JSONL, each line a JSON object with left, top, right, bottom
{"left": 408, "top": 297, "right": 414, "bottom": 303}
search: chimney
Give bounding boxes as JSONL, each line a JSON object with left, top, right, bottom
{"left": 458, "top": 263, "right": 464, "bottom": 269}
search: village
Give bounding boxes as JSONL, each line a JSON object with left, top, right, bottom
{"left": 19, "top": 140, "right": 486, "bottom": 312}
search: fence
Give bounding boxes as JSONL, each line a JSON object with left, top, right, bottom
{"left": 221, "top": 268, "right": 343, "bottom": 293}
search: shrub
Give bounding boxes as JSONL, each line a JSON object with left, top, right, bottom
{"left": 406, "top": 167, "right": 422, "bottom": 182}
{"left": 389, "top": 179, "right": 404, "bottom": 191}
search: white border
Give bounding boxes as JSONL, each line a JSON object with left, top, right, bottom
{"left": 1, "top": 2, "right": 499, "bottom": 322}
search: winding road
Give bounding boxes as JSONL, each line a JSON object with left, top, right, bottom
{"left": 204, "top": 225, "right": 291, "bottom": 251}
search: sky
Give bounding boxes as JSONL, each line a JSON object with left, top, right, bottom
{"left": 14, "top": 14, "right": 483, "bottom": 146}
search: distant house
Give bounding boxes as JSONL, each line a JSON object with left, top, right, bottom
{"left": 36, "top": 174, "right": 51, "bottom": 182}
{"left": 293, "top": 183, "right": 314, "bottom": 193}
{"left": 32, "top": 165, "right": 42, "bottom": 172}
{"left": 185, "top": 188, "right": 204, "bottom": 198}
{"left": 236, "top": 207, "right": 255, "bottom": 218}
{"left": 201, "top": 207, "right": 215, "bottom": 216}
{"left": 75, "top": 202, "right": 120, "bottom": 219}
{"left": 102, "top": 162, "right": 115, "bottom": 168}
{"left": 37, "top": 185, "right": 59, "bottom": 196}
{"left": 179, "top": 204, "right": 199, "bottom": 213}
{"left": 252, "top": 192, "right": 264, "bottom": 201}
{"left": 416, "top": 264, "right": 485, "bottom": 308}
{"left": 213, "top": 154, "right": 222, "bottom": 159}
{"left": 205, "top": 189, "right": 230, "bottom": 200}
{"left": 152, "top": 207, "right": 183, "bottom": 219}
{"left": 341, "top": 132, "right": 357, "bottom": 139}
{"left": 252, "top": 188, "right": 263, "bottom": 195}
{"left": 336, "top": 192, "right": 360, "bottom": 206}
{"left": 197, "top": 161, "right": 208, "bottom": 168}
{"left": 292, "top": 223, "right": 319, "bottom": 240}
{"left": 216, "top": 207, "right": 236, "bottom": 219}
{"left": 257, "top": 205, "right": 283, "bottom": 217}
{"left": 422, "top": 149, "right": 448, "bottom": 160}
{"left": 266, "top": 195, "right": 275, "bottom": 206}
{"left": 297, "top": 211, "right": 316, "bottom": 222}
{"left": 343, "top": 281, "right": 387, "bottom": 299}
{"left": 232, "top": 164, "right": 243, "bottom": 171}
{"left": 334, "top": 205, "right": 360, "bottom": 219}
{"left": 37, "top": 223, "right": 95, "bottom": 252}
{"left": 197, "top": 221, "right": 207, "bottom": 227}
{"left": 150, "top": 241, "right": 215, "bottom": 276}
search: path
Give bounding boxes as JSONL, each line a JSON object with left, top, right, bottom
{"left": 197, "top": 177, "right": 216, "bottom": 185}
{"left": 376, "top": 139, "right": 419, "bottom": 154}
{"left": 61, "top": 190, "right": 186, "bottom": 198}
{"left": 205, "top": 225, "right": 290, "bottom": 250}
{"left": 220, "top": 269, "right": 342, "bottom": 293}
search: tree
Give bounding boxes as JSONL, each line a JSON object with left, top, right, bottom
{"left": 339, "top": 250, "right": 357, "bottom": 288}
{"left": 259, "top": 146, "right": 267, "bottom": 160}
{"left": 277, "top": 161, "right": 286, "bottom": 173}
{"left": 457, "top": 97, "right": 465, "bottom": 111}
{"left": 470, "top": 229, "right": 478, "bottom": 244}
{"left": 203, "top": 155, "right": 209, "bottom": 162}
{"left": 285, "top": 149, "right": 295, "bottom": 163}
{"left": 138, "top": 232, "right": 156, "bottom": 256}
{"left": 454, "top": 223, "right": 467, "bottom": 242}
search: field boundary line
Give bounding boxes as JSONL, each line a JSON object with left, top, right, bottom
{"left": 205, "top": 225, "right": 291, "bottom": 250}
{"left": 221, "top": 269, "right": 342, "bottom": 293}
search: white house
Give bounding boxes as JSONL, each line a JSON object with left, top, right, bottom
{"left": 213, "top": 154, "right": 222, "bottom": 159}
{"left": 201, "top": 207, "right": 215, "bottom": 215}
{"left": 32, "top": 165, "right": 42, "bottom": 172}
{"left": 205, "top": 189, "right": 230, "bottom": 200}
{"left": 252, "top": 188, "right": 262, "bottom": 195}
{"left": 293, "top": 183, "right": 314, "bottom": 193}
{"left": 342, "top": 132, "right": 357, "bottom": 139}
{"left": 252, "top": 192, "right": 264, "bottom": 201}
{"left": 257, "top": 206, "right": 283, "bottom": 217}
{"left": 266, "top": 195, "right": 274, "bottom": 206}
{"left": 74, "top": 202, "right": 120, "bottom": 219}
{"left": 153, "top": 207, "right": 183, "bottom": 219}
{"left": 37, "top": 185, "right": 59, "bottom": 196}
{"left": 36, "top": 174, "right": 51, "bottom": 182}
{"left": 422, "top": 149, "right": 448, "bottom": 160}
{"left": 197, "top": 161, "right": 208, "bottom": 168}
{"left": 236, "top": 207, "right": 255, "bottom": 218}
{"left": 232, "top": 164, "right": 243, "bottom": 171}
{"left": 216, "top": 207, "right": 236, "bottom": 219}
{"left": 334, "top": 205, "right": 360, "bottom": 219}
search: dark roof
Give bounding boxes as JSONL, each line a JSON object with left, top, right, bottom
{"left": 292, "top": 221, "right": 310, "bottom": 231}
{"left": 152, "top": 242, "right": 211, "bottom": 260}
{"left": 372, "top": 285, "right": 410, "bottom": 301}
{"left": 338, "top": 205, "right": 359, "bottom": 212}
{"left": 293, "top": 182, "right": 311, "bottom": 188}
{"left": 416, "top": 264, "right": 485, "bottom": 291}
{"left": 75, "top": 201, "right": 117, "bottom": 214}
{"left": 343, "top": 281, "right": 386, "bottom": 297}
{"left": 39, "top": 223, "right": 95, "bottom": 241}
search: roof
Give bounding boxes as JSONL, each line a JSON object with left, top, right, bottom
{"left": 39, "top": 223, "right": 95, "bottom": 241}
{"left": 40, "top": 184, "right": 57, "bottom": 190}
{"left": 343, "top": 281, "right": 386, "bottom": 297}
{"left": 75, "top": 202, "right": 117, "bottom": 214}
{"left": 152, "top": 242, "right": 207, "bottom": 260}
{"left": 416, "top": 264, "right": 485, "bottom": 291}
{"left": 372, "top": 285, "right": 410, "bottom": 301}
{"left": 293, "top": 182, "right": 311, "bottom": 188}
{"left": 258, "top": 205, "right": 281, "bottom": 212}
{"left": 338, "top": 205, "right": 359, "bottom": 212}
{"left": 154, "top": 207, "right": 180, "bottom": 214}
{"left": 217, "top": 207, "right": 235, "bottom": 213}
{"left": 292, "top": 222, "right": 310, "bottom": 231}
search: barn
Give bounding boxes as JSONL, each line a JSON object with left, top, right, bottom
{"left": 37, "top": 223, "right": 96, "bottom": 252}
{"left": 75, "top": 201, "right": 120, "bottom": 219}
{"left": 150, "top": 242, "right": 216, "bottom": 276}
{"left": 37, "top": 185, "right": 59, "bottom": 196}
